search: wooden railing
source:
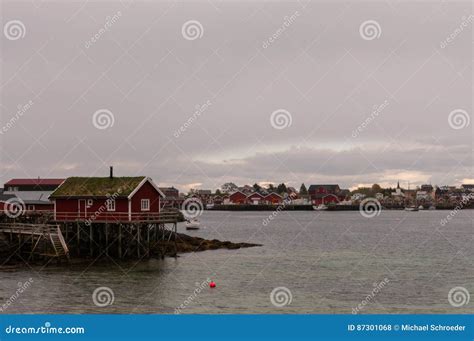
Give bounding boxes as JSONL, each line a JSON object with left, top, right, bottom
{"left": 0, "top": 222, "right": 59, "bottom": 235}
{"left": 53, "top": 211, "right": 179, "bottom": 223}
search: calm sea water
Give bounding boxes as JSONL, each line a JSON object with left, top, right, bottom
{"left": 0, "top": 210, "right": 472, "bottom": 314}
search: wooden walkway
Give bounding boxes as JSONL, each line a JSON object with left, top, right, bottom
{"left": 52, "top": 211, "right": 179, "bottom": 224}
{"left": 0, "top": 223, "right": 69, "bottom": 260}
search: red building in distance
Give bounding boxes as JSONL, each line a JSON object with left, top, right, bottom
{"left": 308, "top": 184, "right": 347, "bottom": 205}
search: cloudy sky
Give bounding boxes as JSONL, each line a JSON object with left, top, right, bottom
{"left": 0, "top": 0, "right": 472, "bottom": 192}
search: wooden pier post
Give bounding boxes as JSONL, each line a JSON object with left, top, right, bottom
{"left": 118, "top": 224, "right": 122, "bottom": 259}
{"left": 89, "top": 224, "right": 93, "bottom": 257}
{"left": 137, "top": 225, "right": 141, "bottom": 258}
{"left": 146, "top": 225, "right": 150, "bottom": 257}
{"left": 174, "top": 222, "right": 177, "bottom": 258}
{"left": 77, "top": 222, "right": 80, "bottom": 256}
{"left": 105, "top": 223, "right": 109, "bottom": 257}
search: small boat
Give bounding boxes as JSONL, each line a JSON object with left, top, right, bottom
{"left": 418, "top": 205, "right": 424, "bottom": 210}
{"left": 404, "top": 206, "right": 419, "bottom": 212}
{"left": 185, "top": 219, "right": 200, "bottom": 230}
{"left": 313, "top": 204, "right": 328, "bottom": 211}
{"left": 206, "top": 203, "right": 214, "bottom": 209}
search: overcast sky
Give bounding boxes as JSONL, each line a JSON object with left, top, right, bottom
{"left": 0, "top": 0, "right": 472, "bottom": 192}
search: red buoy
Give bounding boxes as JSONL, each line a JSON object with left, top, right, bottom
{"left": 209, "top": 281, "right": 216, "bottom": 288}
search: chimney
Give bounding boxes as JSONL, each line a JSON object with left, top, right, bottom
{"left": 110, "top": 166, "right": 113, "bottom": 179}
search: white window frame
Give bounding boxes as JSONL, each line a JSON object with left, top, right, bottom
{"left": 141, "top": 199, "right": 150, "bottom": 211}
{"left": 106, "top": 199, "right": 116, "bottom": 211}
{"left": 87, "top": 199, "right": 93, "bottom": 207}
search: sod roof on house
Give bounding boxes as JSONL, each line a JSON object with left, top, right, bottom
{"left": 50, "top": 177, "right": 146, "bottom": 198}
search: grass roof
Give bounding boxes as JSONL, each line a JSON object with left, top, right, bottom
{"left": 50, "top": 177, "right": 145, "bottom": 197}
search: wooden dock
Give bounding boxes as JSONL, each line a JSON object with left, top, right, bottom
{"left": 0, "top": 211, "right": 180, "bottom": 262}
{"left": 0, "top": 223, "right": 69, "bottom": 261}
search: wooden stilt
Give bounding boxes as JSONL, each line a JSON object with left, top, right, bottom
{"left": 174, "top": 223, "right": 177, "bottom": 258}
{"left": 105, "top": 223, "right": 109, "bottom": 257}
{"left": 118, "top": 224, "right": 122, "bottom": 259}
{"left": 146, "top": 225, "right": 150, "bottom": 257}
{"left": 77, "top": 223, "right": 80, "bottom": 256}
{"left": 89, "top": 224, "right": 93, "bottom": 257}
{"left": 137, "top": 225, "right": 141, "bottom": 258}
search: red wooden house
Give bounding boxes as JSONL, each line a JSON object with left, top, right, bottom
{"left": 264, "top": 192, "right": 283, "bottom": 205}
{"left": 247, "top": 192, "right": 265, "bottom": 205}
{"left": 308, "top": 184, "right": 346, "bottom": 205}
{"left": 228, "top": 191, "right": 247, "bottom": 204}
{"left": 50, "top": 173, "right": 165, "bottom": 222}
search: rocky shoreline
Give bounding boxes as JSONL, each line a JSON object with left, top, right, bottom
{"left": 153, "top": 232, "right": 261, "bottom": 257}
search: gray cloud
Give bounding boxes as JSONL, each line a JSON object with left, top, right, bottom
{"left": 0, "top": 0, "right": 472, "bottom": 191}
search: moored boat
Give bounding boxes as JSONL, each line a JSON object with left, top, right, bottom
{"left": 404, "top": 206, "right": 419, "bottom": 212}
{"left": 185, "top": 219, "right": 200, "bottom": 230}
{"left": 313, "top": 204, "right": 328, "bottom": 211}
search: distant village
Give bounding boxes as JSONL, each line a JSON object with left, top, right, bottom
{"left": 159, "top": 181, "right": 474, "bottom": 209}
{"left": 1, "top": 174, "right": 473, "bottom": 214}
